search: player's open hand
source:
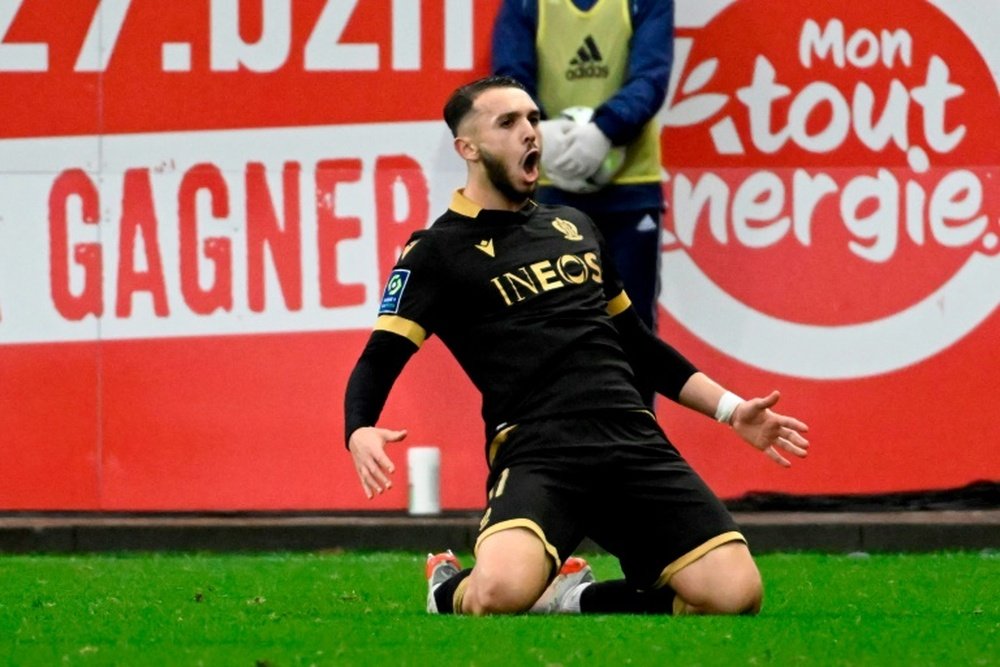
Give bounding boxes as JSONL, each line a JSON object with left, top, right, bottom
{"left": 731, "top": 391, "right": 810, "bottom": 467}
{"left": 348, "top": 426, "right": 407, "bottom": 498}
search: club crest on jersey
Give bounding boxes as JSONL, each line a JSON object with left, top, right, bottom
{"left": 552, "top": 218, "right": 583, "bottom": 241}
{"left": 378, "top": 269, "right": 411, "bottom": 314}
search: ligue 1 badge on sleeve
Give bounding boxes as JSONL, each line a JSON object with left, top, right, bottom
{"left": 379, "top": 269, "right": 411, "bottom": 315}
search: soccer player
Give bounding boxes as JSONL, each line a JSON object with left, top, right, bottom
{"left": 344, "top": 75, "right": 810, "bottom": 616}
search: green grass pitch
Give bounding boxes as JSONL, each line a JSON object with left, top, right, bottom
{"left": 0, "top": 551, "right": 996, "bottom": 666}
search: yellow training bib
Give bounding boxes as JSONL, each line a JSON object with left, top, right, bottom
{"left": 536, "top": 0, "right": 661, "bottom": 185}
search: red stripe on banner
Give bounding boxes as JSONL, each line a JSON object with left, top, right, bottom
{"left": 2, "top": 332, "right": 489, "bottom": 510}
{"left": 0, "top": 342, "right": 102, "bottom": 509}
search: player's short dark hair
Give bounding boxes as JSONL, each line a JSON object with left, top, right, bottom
{"left": 443, "top": 75, "right": 527, "bottom": 137}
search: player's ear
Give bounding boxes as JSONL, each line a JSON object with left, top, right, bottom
{"left": 454, "top": 135, "right": 479, "bottom": 161}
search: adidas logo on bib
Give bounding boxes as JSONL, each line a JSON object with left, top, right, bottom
{"left": 566, "top": 35, "right": 609, "bottom": 80}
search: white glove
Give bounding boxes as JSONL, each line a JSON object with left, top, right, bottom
{"left": 550, "top": 122, "right": 612, "bottom": 180}
{"left": 538, "top": 118, "right": 576, "bottom": 174}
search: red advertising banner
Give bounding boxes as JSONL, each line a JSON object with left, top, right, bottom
{"left": 0, "top": 0, "right": 996, "bottom": 510}
{"left": 655, "top": 0, "right": 999, "bottom": 500}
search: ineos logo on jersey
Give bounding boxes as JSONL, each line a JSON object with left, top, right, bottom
{"left": 658, "top": 0, "right": 1000, "bottom": 379}
{"left": 490, "top": 252, "right": 602, "bottom": 307}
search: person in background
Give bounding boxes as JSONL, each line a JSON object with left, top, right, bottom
{"left": 492, "top": 0, "right": 673, "bottom": 347}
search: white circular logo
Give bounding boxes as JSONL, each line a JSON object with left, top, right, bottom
{"left": 658, "top": 0, "right": 1000, "bottom": 379}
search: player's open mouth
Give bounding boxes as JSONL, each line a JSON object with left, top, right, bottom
{"left": 522, "top": 149, "right": 540, "bottom": 180}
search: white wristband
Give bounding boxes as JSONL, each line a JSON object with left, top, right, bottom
{"left": 715, "top": 391, "right": 744, "bottom": 425}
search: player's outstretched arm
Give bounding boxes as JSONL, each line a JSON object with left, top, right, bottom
{"left": 679, "top": 373, "right": 810, "bottom": 467}
{"left": 344, "top": 328, "right": 420, "bottom": 497}
{"left": 348, "top": 426, "right": 408, "bottom": 499}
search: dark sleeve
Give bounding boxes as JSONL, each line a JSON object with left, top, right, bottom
{"left": 343, "top": 331, "right": 419, "bottom": 448}
{"left": 592, "top": 0, "right": 674, "bottom": 145}
{"left": 344, "top": 231, "right": 440, "bottom": 448}
{"left": 491, "top": 0, "right": 545, "bottom": 112}
{"left": 591, "top": 214, "right": 697, "bottom": 401}
{"left": 612, "top": 306, "right": 697, "bottom": 402}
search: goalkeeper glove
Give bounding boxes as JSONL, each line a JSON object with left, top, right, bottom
{"left": 550, "top": 122, "right": 612, "bottom": 180}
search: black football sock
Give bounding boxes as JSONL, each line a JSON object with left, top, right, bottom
{"left": 579, "top": 579, "right": 677, "bottom": 614}
{"left": 433, "top": 568, "right": 472, "bottom": 614}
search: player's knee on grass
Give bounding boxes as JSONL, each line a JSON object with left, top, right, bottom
{"left": 670, "top": 541, "right": 763, "bottom": 615}
{"left": 691, "top": 564, "right": 762, "bottom": 615}
{"left": 464, "top": 527, "right": 553, "bottom": 615}
{"left": 462, "top": 568, "right": 546, "bottom": 615}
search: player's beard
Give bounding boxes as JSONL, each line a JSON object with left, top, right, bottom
{"left": 480, "top": 148, "right": 535, "bottom": 204}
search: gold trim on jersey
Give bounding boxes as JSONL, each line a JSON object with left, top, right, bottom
{"left": 493, "top": 468, "right": 511, "bottom": 497}
{"left": 653, "top": 531, "right": 747, "bottom": 589}
{"left": 373, "top": 315, "right": 427, "bottom": 347}
{"left": 399, "top": 239, "right": 420, "bottom": 260}
{"left": 487, "top": 424, "right": 519, "bottom": 466}
{"left": 450, "top": 189, "right": 482, "bottom": 217}
{"left": 475, "top": 518, "right": 562, "bottom": 571}
{"left": 449, "top": 189, "right": 538, "bottom": 219}
{"left": 606, "top": 291, "right": 632, "bottom": 317}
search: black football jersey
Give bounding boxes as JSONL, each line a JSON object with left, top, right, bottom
{"left": 374, "top": 191, "right": 647, "bottom": 435}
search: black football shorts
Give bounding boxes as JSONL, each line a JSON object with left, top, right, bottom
{"left": 476, "top": 410, "right": 744, "bottom": 591}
